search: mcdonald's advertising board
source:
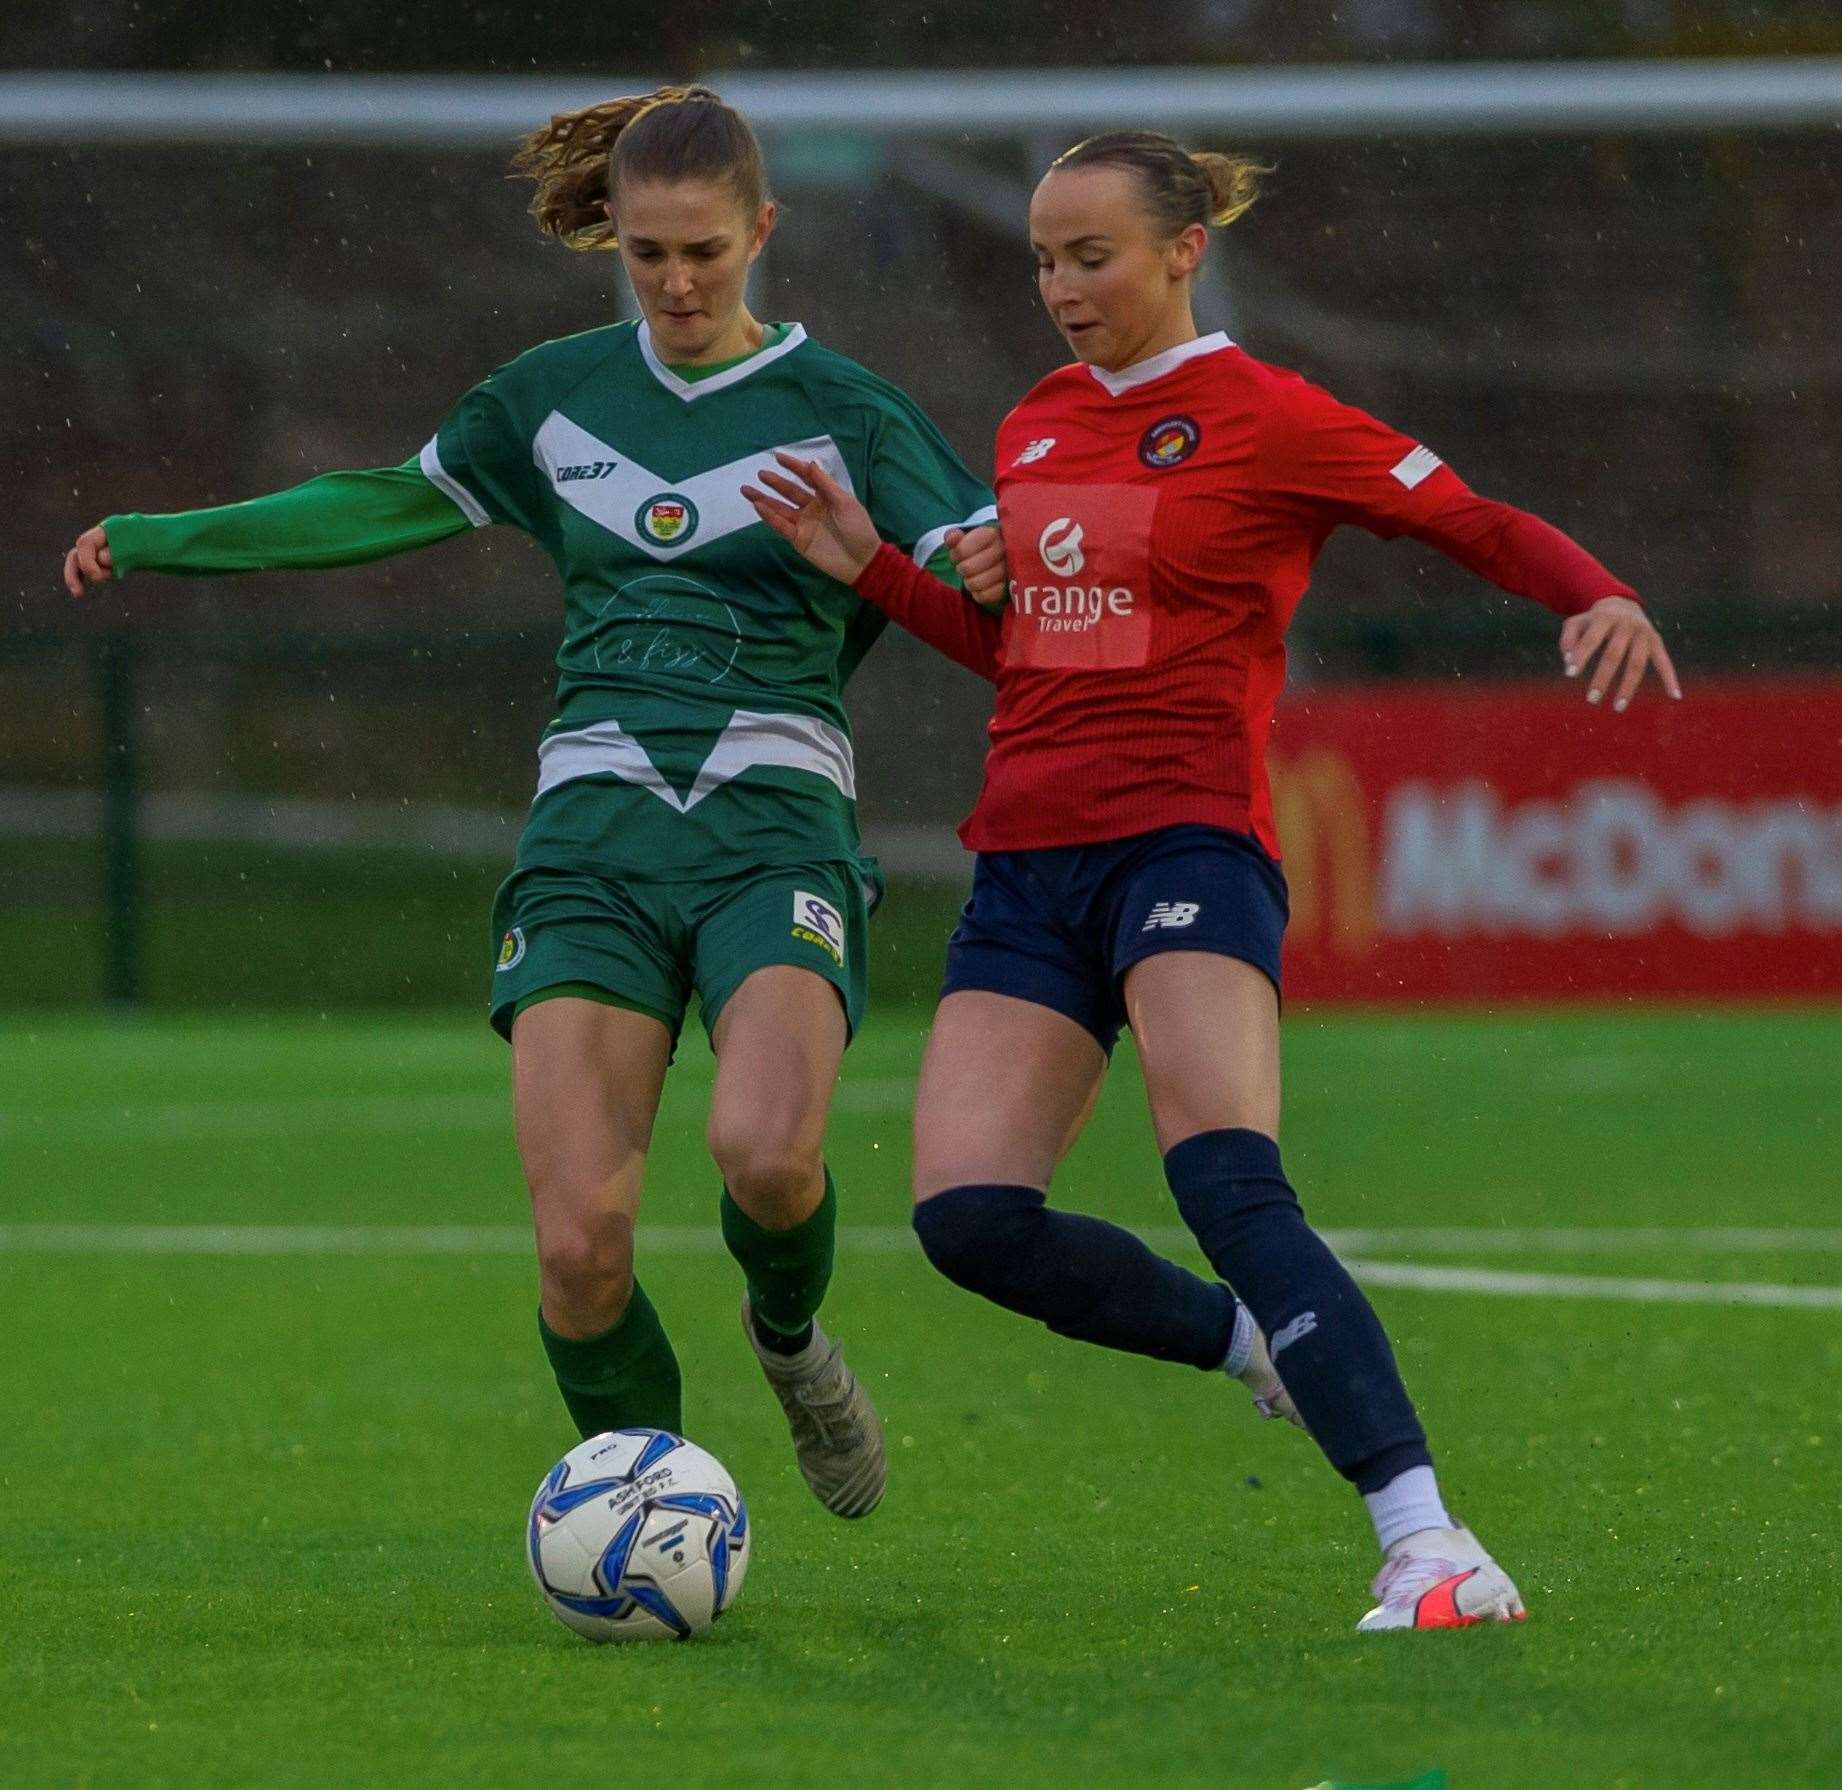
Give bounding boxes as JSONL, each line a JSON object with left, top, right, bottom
{"left": 1270, "top": 678, "right": 1842, "bottom": 1001}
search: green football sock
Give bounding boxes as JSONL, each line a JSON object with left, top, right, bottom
{"left": 721, "top": 1168, "right": 837, "bottom": 1342}
{"left": 538, "top": 1280, "right": 683, "bottom": 1439}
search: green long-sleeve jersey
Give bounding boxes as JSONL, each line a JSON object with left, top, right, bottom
{"left": 104, "top": 319, "right": 995, "bottom": 881}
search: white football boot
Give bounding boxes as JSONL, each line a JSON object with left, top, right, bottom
{"left": 741, "top": 1297, "right": 887, "bottom": 1518}
{"left": 1356, "top": 1525, "right": 1527, "bottom": 1631}
{"left": 1226, "top": 1313, "right": 1307, "bottom": 1430}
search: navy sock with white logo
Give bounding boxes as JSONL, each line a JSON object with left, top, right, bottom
{"left": 1163, "top": 1128, "right": 1431, "bottom": 1491}
{"left": 913, "top": 1184, "right": 1241, "bottom": 1371}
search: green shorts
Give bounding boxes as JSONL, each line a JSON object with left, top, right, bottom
{"left": 488, "top": 859, "right": 876, "bottom": 1045}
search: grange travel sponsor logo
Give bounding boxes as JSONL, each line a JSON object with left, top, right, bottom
{"left": 1003, "top": 482, "right": 1156, "bottom": 668}
{"left": 1010, "top": 515, "right": 1136, "bottom": 635}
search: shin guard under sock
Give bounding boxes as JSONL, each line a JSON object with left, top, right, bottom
{"left": 913, "top": 1183, "right": 1239, "bottom": 1370}
{"left": 1163, "top": 1128, "right": 1431, "bottom": 1490}
{"left": 539, "top": 1280, "right": 684, "bottom": 1438}
{"left": 721, "top": 1169, "right": 837, "bottom": 1351}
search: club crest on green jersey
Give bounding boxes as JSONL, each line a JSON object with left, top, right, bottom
{"left": 637, "top": 494, "right": 699, "bottom": 545}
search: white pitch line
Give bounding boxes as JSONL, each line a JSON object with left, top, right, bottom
{"left": 1341, "top": 1259, "right": 1842, "bottom": 1311}
{"left": 2, "top": 1225, "right": 1840, "bottom": 1311}
{"left": 1136, "top": 1226, "right": 1842, "bottom": 1256}
{"left": 1295, "top": 1226, "right": 1842, "bottom": 1255}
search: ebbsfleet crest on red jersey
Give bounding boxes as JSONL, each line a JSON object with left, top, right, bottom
{"left": 853, "top": 332, "right": 1635, "bottom": 860}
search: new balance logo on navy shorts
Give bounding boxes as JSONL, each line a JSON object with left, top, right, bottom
{"left": 1142, "top": 901, "right": 1201, "bottom": 931}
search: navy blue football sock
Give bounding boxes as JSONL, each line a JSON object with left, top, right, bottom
{"left": 913, "top": 1184, "right": 1239, "bottom": 1371}
{"left": 1163, "top": 1128, "right": 1431, "bottom": 1491}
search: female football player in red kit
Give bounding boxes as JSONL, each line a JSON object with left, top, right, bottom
{"left": 746, "top": 130, "right": 1680, "bottom": 1632}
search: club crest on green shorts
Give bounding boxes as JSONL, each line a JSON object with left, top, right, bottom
{"left": 791, "top": 891, "right": 845, "bottom": 967}
{"left": 497, "top": 927, "right": 527, "bottom": 972}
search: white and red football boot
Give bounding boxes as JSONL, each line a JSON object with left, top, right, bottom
{"left": 1356, "top": 1525, "right": 1527, "bottom": 1632}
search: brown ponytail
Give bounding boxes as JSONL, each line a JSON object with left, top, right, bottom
{"left": 1050, "top": 130, "right": 1268, "bottom": 235}
{"left": 510, "top": 84, "right": 768, "bottom": 251}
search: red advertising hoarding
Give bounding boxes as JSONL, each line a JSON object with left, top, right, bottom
{"left": 1271, "top": 678, "right": 1842, "bottom": 1001}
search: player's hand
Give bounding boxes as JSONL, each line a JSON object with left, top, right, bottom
{"left": 743, "top": 452, "right": 882, "bottom": 585}
{"left": 947, "top": 524, "right": 1008, "bottom": 610}
{"left": 1560, "top": 595, "right": 1682, "bottom": 712}
{"left": 63, "top": 524, "right": 115, "bottom": 598}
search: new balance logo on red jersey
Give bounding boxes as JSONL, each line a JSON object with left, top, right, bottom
{"left": 1013, "top": 437, "right": 1056, "bottom": 466}
{"left": 1142, "top": 901, "right": 1201, "bottom": 931}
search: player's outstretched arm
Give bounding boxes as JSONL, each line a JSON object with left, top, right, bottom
{"left": 60, "top": 464, "right": 474, "bottom": 594}
{"left": 1559, "top": 594, "right": 1683, "bottom": 713}
{"left": 1263, "top": 379, "right": 1683, "bottom": 712}
{"left": 1389, "top": 481, "right": 1682, "bottom": 711}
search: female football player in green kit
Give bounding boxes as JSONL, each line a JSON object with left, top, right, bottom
{"left": 62, "top": 86, "right": 1001, "bottom": 1519}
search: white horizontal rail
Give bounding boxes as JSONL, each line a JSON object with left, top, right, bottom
{"left": 3, "top": 61, "right": 1841, "bottom": 147}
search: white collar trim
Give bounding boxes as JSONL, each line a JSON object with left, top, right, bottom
{"left": 637, "top": 321, "right": 808, "bottom": 401}
{"left": 1086, "top": 331, "right": 1233, "bottom": 397}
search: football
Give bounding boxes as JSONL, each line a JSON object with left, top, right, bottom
{"left": 527, "top": 1429, "right": 751, "bottom": 1642}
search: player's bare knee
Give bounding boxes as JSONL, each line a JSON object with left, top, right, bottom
{"left": 710, "top": 1123, "right": 823, "bottom": 1226}
{"left": 534, "top": 1211, "right": 635, "bottom": 1334}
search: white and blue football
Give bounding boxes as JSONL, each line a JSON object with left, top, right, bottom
{"left": 527, "top": 1428, "right": 751, "bottom": 1642}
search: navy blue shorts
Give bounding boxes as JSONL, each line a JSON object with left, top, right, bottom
{"left": 941, "top": 824, "right": 1289, "bottom": 1055}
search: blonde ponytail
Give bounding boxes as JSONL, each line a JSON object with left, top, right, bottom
{"left": 1051, "top": 130, "right": 1269, "bottom": 235}
{"left": 1189, "top": 150, "right": 1265, "bottom": 228}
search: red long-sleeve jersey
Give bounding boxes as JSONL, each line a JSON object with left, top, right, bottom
{"left": 854, "top": 333, "right": 1637, "bottom": 858}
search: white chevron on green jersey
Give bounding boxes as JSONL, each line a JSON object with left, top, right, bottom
{"left": 530, "top": 417, "right": 853, "bottom": 565}
{"left": 421, "top": 319, "right": 993, "bottom": 881}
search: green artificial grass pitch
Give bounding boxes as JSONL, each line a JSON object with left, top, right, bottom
{"left": 1, "top": 1008, "right": 1838, "bottom": 1788}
